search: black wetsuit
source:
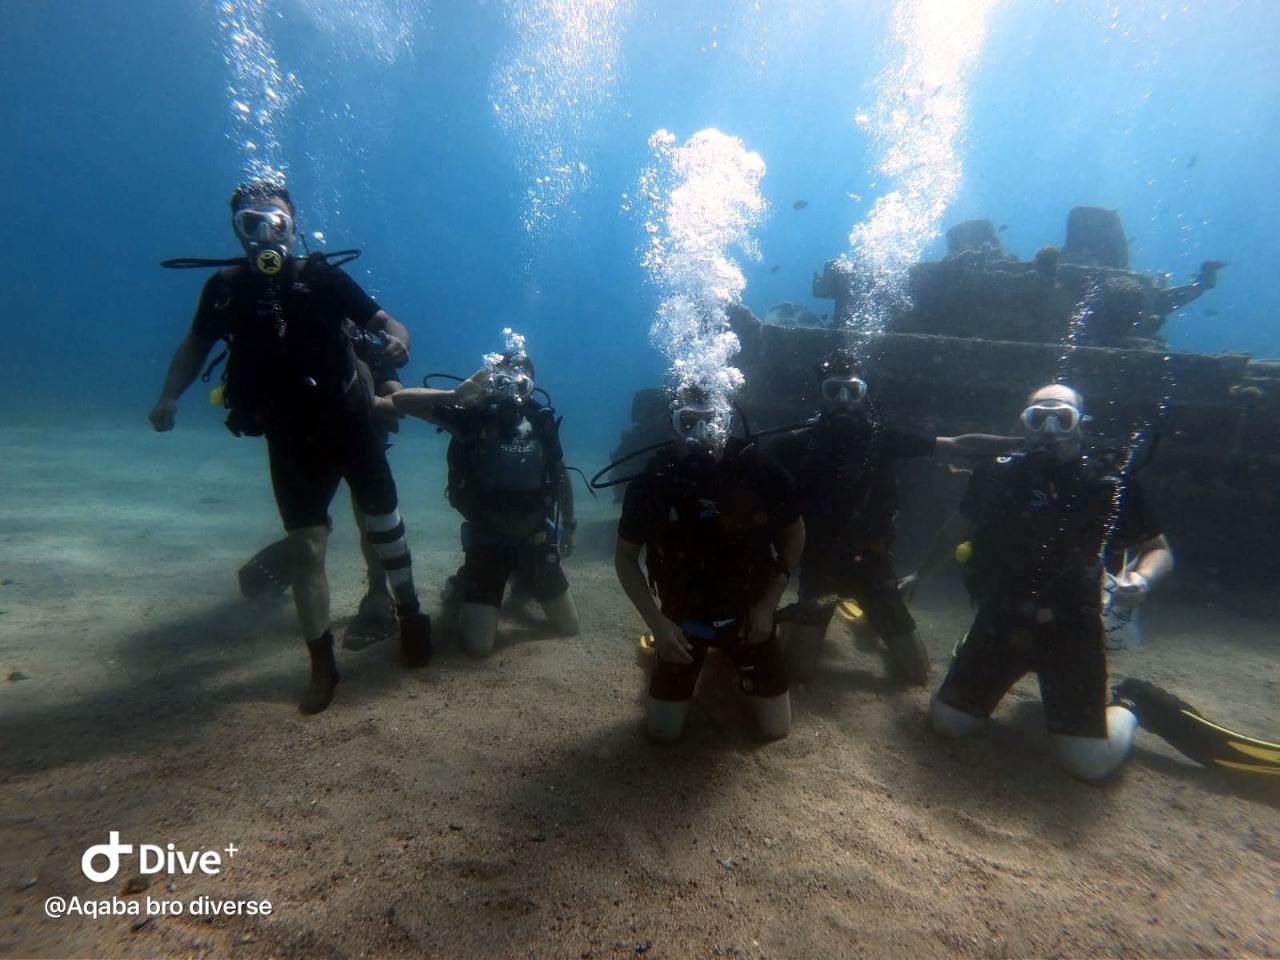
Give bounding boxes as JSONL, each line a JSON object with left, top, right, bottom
{"left": 618, "top": 444, "right": 800, "bottom": 702}
{"left": 435, "top": 400, "right": 569, "bottom": 608}
{"left": 937, "top": 451, "right": 1162, "bottom": 738}
{"left": 768, "top": 413, "right": 935, "bottom": 638}
{"left": 192, "top": 257, "right": 397, "bottom": 530}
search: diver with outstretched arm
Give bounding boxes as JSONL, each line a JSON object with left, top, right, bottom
{"left": 394, "top": 349, "right": 582, "bottom": 658}
{"left": 902, "top": 382, "right": 1279, "bottom": 779}
{"left": 767, "top": 348, "right": 1021, "bottom": 686}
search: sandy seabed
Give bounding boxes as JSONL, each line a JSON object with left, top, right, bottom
{"left": 1, "top": 416, "right": 1277, "bottom": 960}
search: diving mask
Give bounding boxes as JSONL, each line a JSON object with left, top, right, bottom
{"left": 671, "top": 405, "right": 718, "bottom": 445}
{"left": 1021, "top": 401, "right": 1086, "bottom": 436}
{"left": 492, "top": 370, "right": 533, "bottom": 401}
{"left": 820, "top": 375, "right": 868, "bottom": 407}
{"left": 233, "top": 207, "right": 294, "bottom": 244}
{"left": 233, "top": 207, "right": 294, "bottom": 275}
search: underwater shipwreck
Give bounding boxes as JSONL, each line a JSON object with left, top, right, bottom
{"left": 614, "top": 207, "right": 1278, "bottom": 604}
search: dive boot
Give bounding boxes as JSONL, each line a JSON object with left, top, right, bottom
{"left": 398, "top": 607, "right": 433, "bottom": 669}
{"left": 299, "top": 633, "right": 340, "bottom": 715}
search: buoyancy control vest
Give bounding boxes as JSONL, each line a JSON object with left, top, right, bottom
{"left": 445, "top": 401, "right": 562, "bottom": 538}
{"left": 641, "top": 441, "right": 787, "bottom": 619}
{"left": 790, "top": 413, "right": 898, "bottom": 545}
{"left": 208, "top": 255, "right": 364, "bottom": 437}
{"left": 965, "top": 450, "right": 1125, "bottom": 604}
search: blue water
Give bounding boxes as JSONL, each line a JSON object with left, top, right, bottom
{"left": 1, "top": 0, "right": 1276, "bottom": 451}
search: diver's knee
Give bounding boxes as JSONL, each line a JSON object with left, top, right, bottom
{"left": 288, "top": 525, "right": 329, "bottom": 571}
{"left": 459, "top": 602, "right": 499, "bottom": 658}
{"left": 930, "top": 697, "right": 984, "bottom": 738}
{"left": 754, "top": 692, "right": 792, "bottom": 741}
{"left": 1053, "top": 705, "right": 1138, "bottom": 781}
{"left": 540, "top": 591, "right": 580, "bottom": 636}
{"left": 645, "top": 698, "right": 688, "bottom": 743}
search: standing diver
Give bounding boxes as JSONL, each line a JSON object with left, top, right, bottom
{"left": 149, "top": 179, "right": 433, "bottom": 714}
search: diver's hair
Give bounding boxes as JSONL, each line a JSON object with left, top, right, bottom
{"left": 499, "top": 351, "right": 535, "bottom": 380}
{"left": 1027, "top": 383, "right": 1085, "bottom": 410}
{"left": 669, "top": 381, "right": 713, "bottom": 409}
{"left": 230, "top": 180, "right": 295, "bottom": 217}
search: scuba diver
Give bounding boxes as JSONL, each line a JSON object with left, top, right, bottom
{"left": 767, "top": 348, "right": 1020, "bottom": 686}
{"left": 235, "top": 320, "right": 472, "bottom": 654}
{"left": 907, "top": 382, "right": 1280, "bottom": 779}
{"left": 614, "top": 384, "right": 804, "bottom": 743}
{"left": 394, "top": 348, "right": 580, "bottom": 658}
{"left": 149, "top": 179, "right": 433, "bottom": 715}
{"left": 907, "top": 383, "right": 1175, "bottom": 779}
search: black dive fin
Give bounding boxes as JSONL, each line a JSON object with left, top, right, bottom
{"left": 1113, "top": 677, "right": 1280, "bottom": 775}
{"left": 238, "top": 537, "right": 294, "bottom": 599}
{"left": 774, "top": 593, "right": 845, "bottom": 626}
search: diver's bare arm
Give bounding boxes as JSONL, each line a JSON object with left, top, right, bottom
{"left": 614, "top": 539, "right": 664, "bottom": 632}
{"left": 617, "top": 537, "right": 691, "bottom": 663}
{"left": 390, "top": 373, "right": 486, "bottom": 420}
{"left": 935, "top": 434, "right": 1022, "bottom": 459}
{"left": 149, "top": 333, "right": 215, "bottom": 431}
{"left": 158, "top": 333, "right": 214, "bottom": 402}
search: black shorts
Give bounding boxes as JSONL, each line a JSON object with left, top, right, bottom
{"left": 798, "top": 548, "right": 916, "bottom": 638}
{"left": 457, "top": 531, "right": 569, "bottom": 608}
{"left": 649, "top": 622, "right": 789, "bottom": 703}
{"left": 934, "top": 597, "right": 1108, "bottom": 738}
{"left": 267, "top": 416, "right": 398, "bottom": 531}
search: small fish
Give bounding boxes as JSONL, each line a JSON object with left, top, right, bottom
{"left": 770, "top": 265, "right": 780, "bottom": 274}
{"left": 792, "top": 199, "right": 808, "bottom": 210}
{"left": 998, "top": 223, "right": 1008, "bottom": 232}
{"left": 1186, "top": 154, "right": 1197, "bottom": 169}
{"left": 1204, "top": 307, "right": 1219, "bottom": 317}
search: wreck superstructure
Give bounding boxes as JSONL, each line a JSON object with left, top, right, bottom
{"left": 613, "top": 208, "right": 1278, "bottom": 603}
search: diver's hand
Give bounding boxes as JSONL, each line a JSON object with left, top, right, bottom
{"left": 382, "top": 333, "right": 409, "bottom": 367}
{"left": 744, "top": 601, "right": 775, "bottom": 646}
{"left": 652, "top": 616, "right": 693, "bottom": 664}
{"left": 454, "top": 368, "right": 490, "bottom": 406}
{"left": 558, "top": 526, "right": 576, "bottom": 559}
{"left": 149, "top": 399, "right": 178, "bottom": 432}
{"left": 1112, "top": 571, "right": 1149, "bottom": 607}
